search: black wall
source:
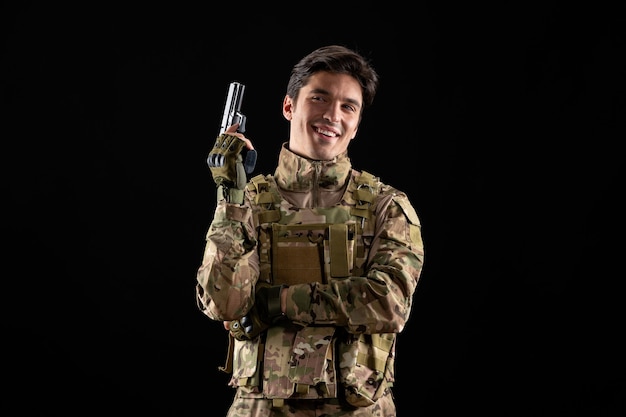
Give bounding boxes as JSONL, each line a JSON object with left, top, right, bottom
{"left": 3, "top": 2, "right": 624, "bottom": 416}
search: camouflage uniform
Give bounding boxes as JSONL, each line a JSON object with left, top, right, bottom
{"left": 196, "top": 143, "right": 424, "bottom": 416}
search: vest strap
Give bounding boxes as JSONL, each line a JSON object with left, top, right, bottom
{"left": 258, "top": 209, "right": 281, "bottom": 224}
{"left": 329, "top": 224, "right": 349, "bottom": 277}
{"left": 295, "top": 384, "right": 309, "bottom": 394}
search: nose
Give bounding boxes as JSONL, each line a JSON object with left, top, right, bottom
{"left": 323, "top": 102, "right": 341, "bottom": 123}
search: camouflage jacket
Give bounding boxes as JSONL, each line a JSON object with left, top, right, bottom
{"left": 196, "top": 143, "right": 424, "bottom": 407}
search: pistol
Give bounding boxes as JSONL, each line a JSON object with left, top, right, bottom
{"left": 217, "top": 81, "right": 256, "bottom": 174}
{"left": 220, "top": 81, "right": 246, "bottom": 135}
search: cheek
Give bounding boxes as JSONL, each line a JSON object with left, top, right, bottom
{"left": 346, "top": 120, "right": 360, "bottom": 137}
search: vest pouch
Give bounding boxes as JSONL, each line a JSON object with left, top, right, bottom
{"left": 263, "top": 325, "right": 337, "bottom": 400}
{"left": 271, "top": 223, "right": 355, "bottom": 286}
{"left": 229, "top": 337, "right": 262, "bottom": 391}
{"left": 271, "top": 223, "right": 326, "bottom": 285}
{"left": 338, "top": 333, "right": 395, "bottom": 407}
{"left": 288, "top": 326, "right": 337, "bottom": 398}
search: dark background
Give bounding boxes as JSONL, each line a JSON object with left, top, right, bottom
{"left": 3, "top": 2, "right": 624, "bottom": 416}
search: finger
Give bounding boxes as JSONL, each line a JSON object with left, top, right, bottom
{"left": 224, "top": 125, "right": 254, "bottom": 151}
{"left": 231, "top": 135, "right": 254, "bottom": 151}
{"left": 225, "top": 123, "right": 240, "bottom": 134}
{"left": 241, "top": 316, "right": 253, "bottom": 335}
{"left": 223, "top": 321, "right": 230, "bottom": 330}
{"left": 242, "top": 137, "right": 254, "bottom": 151}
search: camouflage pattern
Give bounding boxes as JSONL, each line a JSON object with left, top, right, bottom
{"left": 196, "top": 143, "right": 424, "bottom": 415}
{"left": 225, "top": 388, "right": 396, "bottom": 416}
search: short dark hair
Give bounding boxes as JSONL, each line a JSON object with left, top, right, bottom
{"left": 286, "top": 45, "right": 379, "bottom": 112}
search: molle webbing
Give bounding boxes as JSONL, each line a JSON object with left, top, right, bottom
{"left": 248, "top": 174, "right": 281, "bottom": 223}
{"left": 251, "top": 170, "right": 378, "bottom": 284}
{"left": 351, "top": 170, "right": 377, "bottom": 220}
{"left": 358, "top": 333, "right": 395, "bottom": 373}
{"left": 350, "top": 171, "right": 377, "bottom": 276}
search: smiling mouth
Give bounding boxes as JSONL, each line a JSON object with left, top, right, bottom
{"left": 314, "top": 126, "right": 339, "bottom": 138}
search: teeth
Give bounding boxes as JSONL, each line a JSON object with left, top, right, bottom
{"left": 317, "top": 128, "right": 337, "bottom": 137}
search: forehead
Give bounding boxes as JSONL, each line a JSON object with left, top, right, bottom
{"left": 304, "top": 71, "right": 362, "bottom": 100}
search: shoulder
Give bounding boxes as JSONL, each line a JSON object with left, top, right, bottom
{"left": 351, "top": 168, "right": 403, "bottom": 200}
{"left": 352, "top": 169, "right": 421, "bottom": 226}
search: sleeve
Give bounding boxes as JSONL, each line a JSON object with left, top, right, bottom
{"left": 195, "top": 199, "right": 260, "bottom": 322}
{"left": 283, "top": 191, "right": 425, "bottom": 334}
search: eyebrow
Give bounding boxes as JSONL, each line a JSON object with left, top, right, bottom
{"left": 309, "top": 88, "right": 362, "bottom": 109}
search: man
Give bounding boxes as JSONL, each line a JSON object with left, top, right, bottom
{"left": 196, "top": 44, "right": 424, "bottom": 416}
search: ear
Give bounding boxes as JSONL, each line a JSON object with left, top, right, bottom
{"left": 282, "top": 95, "right": 293, "bottom": 121}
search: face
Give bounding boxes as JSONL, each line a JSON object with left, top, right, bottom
{"left": 283, "top": 71, "right": 362, "bottom": 161}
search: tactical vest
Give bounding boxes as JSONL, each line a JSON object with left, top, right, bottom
{"left": 222, "top": 169, "right": 396, "bottom": 407}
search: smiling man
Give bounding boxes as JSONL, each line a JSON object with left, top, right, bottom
{"left": 284, "top": 71, "right": 362, "bottom": 161}
{"left": 196, "top": 45, "right": 425, "bottom": 417}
